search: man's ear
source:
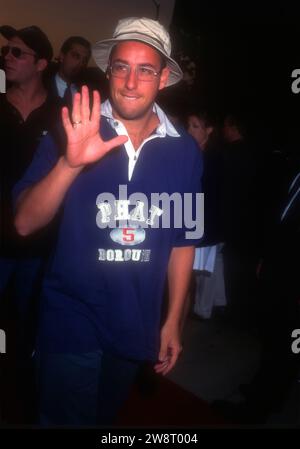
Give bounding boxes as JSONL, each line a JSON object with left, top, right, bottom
{"left": 158, "top": 67, "right": 170, "bottom": 90}
{"left": 207, "top": 126, "right": 214, "bottom": 137}
{"left": 36, "top": 58, "right": 48, "bottom": 73}
{"left": 58, "top": 51, "right": 64, "bottom": 64}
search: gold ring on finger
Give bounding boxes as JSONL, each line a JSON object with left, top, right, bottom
{"left": 73, "top": 120, "right": 82, "bottom": 128}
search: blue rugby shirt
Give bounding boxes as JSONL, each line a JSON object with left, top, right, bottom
{"left": 13, "top": 104, "right": 203, "bottom": 361}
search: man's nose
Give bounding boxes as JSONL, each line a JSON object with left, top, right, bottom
{"left": 4, "top": 50, "right": 13, "bottom": 62}
{"left": 125, "top": 67, "right": 138, "bottom": 90}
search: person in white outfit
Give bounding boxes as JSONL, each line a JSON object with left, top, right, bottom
{"left": 187, "top": 110, "right": 226, "bottom": 319}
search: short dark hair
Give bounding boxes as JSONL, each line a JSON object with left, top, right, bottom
{"left": 159, "top": 53, "right": 167, "bottom": 70}
{"left": 60, "top": 36, "right": 91, "bottom": 60}
{"left": 225, "top": 111, "right": 248, "bottom": 137}
{"left": 188, "top": 109, "right": 217, "bottom": 129}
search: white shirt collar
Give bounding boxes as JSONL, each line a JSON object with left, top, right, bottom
{"left": 55, "top": 73, "right": 77, "bottom": 98}
{"left": 101, "top": 99, "right": 180, "bottom": 138}
{"left": 101, "top": 99, "right": 180, "bottom": 181}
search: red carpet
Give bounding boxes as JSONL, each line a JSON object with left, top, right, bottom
{"left": 1, "top": 353, "right": 228, "bottom": 427}
{"left": 117, "top": 368, "right": 228, "bottom": 427}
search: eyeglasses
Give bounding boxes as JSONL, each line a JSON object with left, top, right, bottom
{"left": 109, "top": 62, "right": 161, "bottom": 82}
{"left": 1, "top": 45, "right": 36, "bottom": 59}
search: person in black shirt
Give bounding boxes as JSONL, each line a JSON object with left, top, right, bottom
{"left": 213, "top": 167, "right": 300, "bottom": 424}
{"left": 0, "top": 26, "right": 61, "bottom": 357}
{"left": 221, "top": 112, "right": 260, "bottom": 329}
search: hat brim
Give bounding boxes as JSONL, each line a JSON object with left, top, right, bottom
{"left": 92, "top": 36, "right": 183, "bottom": 87}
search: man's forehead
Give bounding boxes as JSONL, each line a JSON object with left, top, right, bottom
{"left": 69, "top": 43, "right": 90, "bottom": 56}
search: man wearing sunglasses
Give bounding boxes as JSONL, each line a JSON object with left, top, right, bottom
{"left": 14, "top": 18, "right": 203, "bottom": 426}
{"left": 0, "top": 25, "right": 61, "bottom": 419}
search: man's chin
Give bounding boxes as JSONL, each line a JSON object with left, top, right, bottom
{"left": 118, "top": 112, "right": 141, "bottom": 120}
{"left": 113, "top": 104, "right": 150, "bottom": 121}
{"left": 67, "top": 71, "right": 81, "bottom": 82}
{"left": 4, "top": 70, "right": 15, "bottom": 81}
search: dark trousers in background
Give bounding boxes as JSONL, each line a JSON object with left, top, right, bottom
{"left": 36, "top": 349, "right": 140, "bottom": 426}
{"left": 0, "top": 256, "right": 43, "bottom": 348}
{"left": 0, "top": 256, "right": 44, "bottom": 422}
{"left": 246, "top": 261, "right": 300, "bottom": 412}
{"left": 222, "top": 245, "right": 259, "bottom": 329}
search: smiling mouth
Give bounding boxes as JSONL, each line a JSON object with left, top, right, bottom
{"left": 122, "top": 95, "right": 139, "bottom": 100}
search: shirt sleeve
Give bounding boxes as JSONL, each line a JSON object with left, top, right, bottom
{"left": 172, "top": 139, "right": 204, "bottom": 247}
{"left": 12, "top": 132, "right": 60, "bottom": 205}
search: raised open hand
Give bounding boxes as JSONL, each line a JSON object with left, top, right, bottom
{"left": 61, "top": 85, "right": 128, "bottom": 168}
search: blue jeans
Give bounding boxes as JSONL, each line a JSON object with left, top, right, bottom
{"left": 35, "top": 350, "right": 140, "bottom": 426}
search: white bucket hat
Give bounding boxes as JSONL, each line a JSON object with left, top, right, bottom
{"left": 92, "top": 17, "right": 183, "bottom": 87}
